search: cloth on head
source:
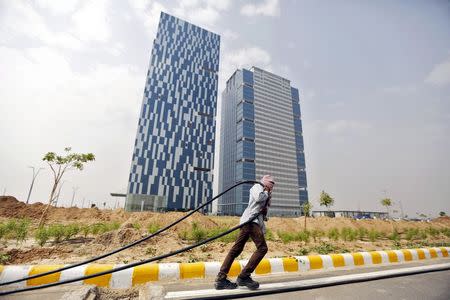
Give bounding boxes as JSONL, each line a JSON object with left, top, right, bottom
{"left": 261, "top": 175, "right": 274, "bottom": 191}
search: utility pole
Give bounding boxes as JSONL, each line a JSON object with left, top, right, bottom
{"left": 26, "top": 166, "right": 44, "bottom": 204}
{"left": 70, "top": 186, "right": 79, "bottom": 207}
{"left": 82, "top": 197, "right": 85, "bottom": 208}
{"left": 2, "top": 188, "right": 5, "bottom": 196}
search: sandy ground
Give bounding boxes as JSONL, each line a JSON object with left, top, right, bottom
{"left": 1, "top": 196, "right": 449, "bottom": 265}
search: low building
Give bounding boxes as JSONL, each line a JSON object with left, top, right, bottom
{"left": 312, "top": 210, "right": 388, "bottom": 219}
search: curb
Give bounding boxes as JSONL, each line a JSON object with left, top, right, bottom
{"left": 0, "top": 247, "right": 448, "bottom": 289}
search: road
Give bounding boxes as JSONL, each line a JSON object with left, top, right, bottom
{"left": 162, "top": 259, "right": 450, "bottom": 300}
{"left": 248, "top": 269, "right": 450, "bottom": 300}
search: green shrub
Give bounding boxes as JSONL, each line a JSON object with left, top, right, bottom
{"left": 147, "top": 223, "right": 161, "bottom": 234}
{"left": 297, "top": 231, "right": 310, "bottom": 243}
{"left": 389, "top": 228, "right": 400, "bottom": 241}
{"left": 48, "top": 224, "right": 65, "bottom": 243}
{"left": 426, "top": 227, "right": 440, "bottom": 238}
{"left": 311, "top": 229, "right": 324, "bottom": 242}
{"left": 312, "top": 242, "right": 337, "bottom": 254}
{"left": 277, "top": 231, "right": 296, "bottom": 243}
{"left": 443, "top": 228, "right": 450, "bottom": 238}
{"left": 327, "top": 228, "right": 340, "bottom": 241}
{"left": 110, "top": 222, "right": 120, "bottom": 230}
{"left": 191, "top": 222, "right": 207, "bottom": 242}
{"left": 357, "top": 228, "right": 368, "bottom": 241}
{"left": 35, "top": 227, "right": 50, "bottom": 247}
{"left": 64, "top": 224, "right": 80, "bottom": 240}
{"left": 14, "top": 219, "right": 30, "bottom": 243}
{"left": 392, "top": 240, "right": 401, "bottom": 249}
{"left": 81, "top": 225, "right": 90, "bottom": 238}
{"left": 0, "top": 253, "right": 10, "bottom": 264}
{"left": 341, "top": 227, "right": 357, "bottom": 241}
{"left": 368, "top": 229, "right": 380, "bottom": 242}
{"left": 132, "top": 223, "right": 141, "bottom": 230}
{"left": 405, "top": 228, "right": 419, "bottom": 241}
{"left": 265, "top": 229, "right": 275, "bottom": 241}
{"left": 178, "top": 230, "right": 188, "bottom": 240}
{"left": 297, "top": 248, "right": 309, "bottom": 256}
{"left": 1, "top": 219, "right": 25, "bottom": 241}
{"left": 0, "top": 223, "right": 6, "bottom": 240}
{"left": 90, "top": 222, "right": 118, "bottom": 235}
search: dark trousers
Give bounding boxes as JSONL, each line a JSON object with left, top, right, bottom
{"left": 217, "top": 222, "right": 268, "bottom": 280}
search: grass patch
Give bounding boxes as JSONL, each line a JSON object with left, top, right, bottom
{"left": 277, "top": 231, "right": 310, "bottom": 243}
{"left": 327, "top": 228, "right": 340, "bottom": 241}
{"left": 311, "top": 242, "right": 338, "bottom": 254}
{"left": 147, "top": 223, "right": 161, "bottom": 234}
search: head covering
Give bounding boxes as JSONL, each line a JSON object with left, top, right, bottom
{"left": 261, "top": 175, "right": 275, "bottom": 191}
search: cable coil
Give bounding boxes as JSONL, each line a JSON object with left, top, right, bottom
{"left": 0, "top": 180, "right": 260, "bottom": 296}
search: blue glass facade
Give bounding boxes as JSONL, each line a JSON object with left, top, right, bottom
{"left": 218, "top": 69, "right": 256, "bottom": 215}
{"left": 291, "top": 87, "right": 308, "bottom": 205}
{"left": 218, "top": 67, "right": 308, "bottom": 216}
{"left": 126, "top": 12, "right": 220, "bottom": 212}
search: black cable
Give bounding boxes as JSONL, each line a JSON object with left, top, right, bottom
{"left": 0, "top": 180, "right": 259, "bottom": 287}
{"left": 0, "top": 214, "right": 261, "bottom": 296}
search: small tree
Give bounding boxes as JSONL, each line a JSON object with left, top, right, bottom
{"left": 39, "top": 147, "right": 95, "bottom": 226}
{"left": 301, "top": 202, "right": 313, "bottom": 230}
{"left": 380, "top": 198, "right": 392, "bottom": 217}
{"left": 319, "top": 190, "right": 334, "bottom": 210}
{"left": 439, "top": 211, "right": 446, "bottom": 217}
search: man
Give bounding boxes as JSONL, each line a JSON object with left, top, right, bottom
{"left": 215, "top": 175, "right": 275, "bottom": 290}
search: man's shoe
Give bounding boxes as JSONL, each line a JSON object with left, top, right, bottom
{"left": 214, "top": 278, "right": 238, "bottom": 290}
{"left": 237, "top": 276, "right": 259, "bottom": 290}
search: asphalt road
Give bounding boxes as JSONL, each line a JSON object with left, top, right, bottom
{"left": 247, "top": 269, "right": 450, "bottom": 300}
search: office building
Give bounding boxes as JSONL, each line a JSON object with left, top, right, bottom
{"left": 126, "top": 12, "right": 220, "bottom": 212}
{"left": 217, "top": 67, "right": 308, "bottom": 216}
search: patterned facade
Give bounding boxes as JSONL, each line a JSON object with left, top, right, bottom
{"left": 126, "top": 12, "right": 220, "bottom": 212}
{"left": 217, "top": 67, "right": 308, "bottom": 216}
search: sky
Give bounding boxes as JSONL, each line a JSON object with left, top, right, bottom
{"left": 0, "top": 0, "right": 449, "bottom": 217}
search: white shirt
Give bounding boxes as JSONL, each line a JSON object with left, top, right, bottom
{"left": 239, "top": 183, "right": 269, "bottom": 234}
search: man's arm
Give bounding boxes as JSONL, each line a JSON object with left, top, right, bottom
{"left": 250, "top": 185, "right": 269, "bottom": 203}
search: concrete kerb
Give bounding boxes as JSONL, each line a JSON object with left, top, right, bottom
{"left": 0, "top": 247, "right": 448, "bottom": 289}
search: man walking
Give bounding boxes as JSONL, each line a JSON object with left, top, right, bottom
{"left": 215, "top": 175, "right": 275, "bottom": 290}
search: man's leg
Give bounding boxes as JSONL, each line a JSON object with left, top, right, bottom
{"left": 237, "top": 223, "right": 268, "bottom": 289}
{"left": 217, "top": 224, "right": 250, "bottom": 280}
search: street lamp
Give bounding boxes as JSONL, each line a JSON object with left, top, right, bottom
{"left": 26, "top": 166, "right": 44, "bottom": 204}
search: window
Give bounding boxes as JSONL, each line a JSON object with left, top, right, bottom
{"left": 237, "top": 140, "right": 255, "bottom": 160}
{"left": 237, "top": 120, "right": 255, "bottom": 140}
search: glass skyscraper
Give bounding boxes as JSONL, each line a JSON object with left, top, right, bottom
{"left": 217, "top": 67, "right": 308, "bottom": 216}
{"left": 126, "top": 12, "right": 220, "bottom": 212}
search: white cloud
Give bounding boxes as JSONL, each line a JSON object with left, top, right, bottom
{"left": 128, "top": 0, "right": 167, "bottom": 40}
{"left": 324, "top": 120, "right": 371, "bottom": 135}
{"left": 425, "top": 55, "right": 450, "bottom": 86}
{"left": 35, "top": 0, "right": 79, "bottom": 15}
{"left": 219, "top": 46, "right": 272, "bottom": 92}
{"left": 72, "top": 0, "right": 111, "bottom": 42}
{"left": 0, "top": 2, "right": 83, "bottom": 50}
{"left": 240, "top": 0, "right": 280, "bottom": 17}
{"left": 223, "top": 29, "right": 238, "bottom": 40}
{"left": 172, "top": 0, "right": 231, "bottom": 29}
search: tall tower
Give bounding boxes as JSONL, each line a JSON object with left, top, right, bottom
{"left": 126, "top": 12, "right": 220, "bottom": 212}
{"left": 217, "top": 67, "right": 308, "bottom": 216}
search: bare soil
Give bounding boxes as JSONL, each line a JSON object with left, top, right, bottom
{"left": 1, "top": 196, "right": 449, "bottom": 265}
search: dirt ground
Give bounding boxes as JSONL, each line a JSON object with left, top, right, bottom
{"left": 1, "top": 196, "right": 449, "bottom": 265}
